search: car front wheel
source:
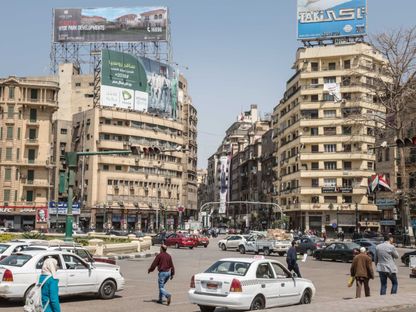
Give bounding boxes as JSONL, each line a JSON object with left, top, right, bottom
{"left": 300, "top": 289, "right": 312, "bottom": 304}
{"left": 239, "top": 246, "right": 246, "bottom": 254}
{"left": 263, "top": 248, "right": 271, "bottom": 256}
{"left": 199, "top": 305, "right": 216, "bottom": 312}
{"left": 99, "top": 279, "right": 117, "bottom": 299}
{"left": 221, "top": 244, "right": 227, "bottom": 251}
{"left": 250, "top": 295, "right": 265, "bottom": 310}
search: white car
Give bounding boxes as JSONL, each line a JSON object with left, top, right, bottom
{"left": 218, "top": 235, "right": 251, "bottom": 251}
{"left": 0, "top": 242, "right": 30, "bottom": 261}
{"left": 188, "top": 257, "right": 315, "bottom": 311}
{"left": 0, "top": 250, "right": 124, "bottom": 300}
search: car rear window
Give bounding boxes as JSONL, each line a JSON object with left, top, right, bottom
{"left": 346, "top": 243, "right": 361, "bottom": 249}
{"left": 0, "top": 254, "right": 31, "bottom": 267}
{"left": 0, "top": 244, "right": 10, "bottom": 254}
{"left": 205, "top": 261, "right": 251, "bottom": 276}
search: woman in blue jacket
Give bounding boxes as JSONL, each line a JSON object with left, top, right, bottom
{"left": 39, "top": 257, "right": 61, "bottom": 312}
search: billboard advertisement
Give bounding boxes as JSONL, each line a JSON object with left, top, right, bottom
{"left": 53, "top": 7, "right": 167, "bottom": 42}
{"left": 49, "top": 202, "right": 80, "bottom": 215}
{"left": 101, "top": 49, "right": 178, "bottom": 119}
{"left": 219, "top": 156, "right": 230, "bottom": 214}
{"left": 297, "top": 0, "right": 367, "bottom": 40}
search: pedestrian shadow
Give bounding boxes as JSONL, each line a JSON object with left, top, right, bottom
{"left": 342, "top": 297, "right": 354, "bottom": 300}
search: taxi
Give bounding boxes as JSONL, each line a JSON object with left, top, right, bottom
{"left": 188, "top": 256, "right": 315, "bottom": 311}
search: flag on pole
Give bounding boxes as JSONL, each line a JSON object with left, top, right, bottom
{"left": 378, "top": 174, "right": 392, "bottom": 191}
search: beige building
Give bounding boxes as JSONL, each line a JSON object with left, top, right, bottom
{"left": 273, "top": 43, "right": 386, "bottom": 235}
{"left": 0, "top": 76, "right": 58, "bottom": 230}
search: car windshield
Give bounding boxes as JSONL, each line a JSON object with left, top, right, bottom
{"left": 205, "top": 261, "right": 251, "bottom": 276}
{"left": 0, "top": 254, "right": 31, "bottom": 267}
{"left": 345, "top": 243, "right": 361, "bottom": 249}
{"left": 0, "top": 244, "right": 10, "bottom": 254}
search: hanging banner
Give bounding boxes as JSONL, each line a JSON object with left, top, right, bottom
{"left": 219, "top": 156, "right": 230, "bottom": 214}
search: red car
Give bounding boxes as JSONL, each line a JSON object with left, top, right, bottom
{"left": 192, "top": 235, "right": 209, "bottom": 248}
{"left": 165, "top": 233, "right": 198, "bottom": 249}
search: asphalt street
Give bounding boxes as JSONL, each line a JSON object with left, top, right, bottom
{"left": 0, "top": 237, "right": 415, "bottom": 312}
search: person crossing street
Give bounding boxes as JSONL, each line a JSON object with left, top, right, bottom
{"left": 286, "top": 240, "right": 302, "bottom": 278}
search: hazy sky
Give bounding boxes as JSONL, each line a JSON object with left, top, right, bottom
{"left": 0, "top": 0, "right": 415, "bottom": 168}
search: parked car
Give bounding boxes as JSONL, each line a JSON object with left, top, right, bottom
{"left": 192, "top": 235, "right": 209, "bottom": 248}
{"left": 218, "top": 235, "right": 251, "bottom": 251}
{"left": 24, "top": 242, "right": 117, "bottom": 265}
{"left": 165, "top": 233, "right": 198, "bottom": 249}
{"left": 296, "top": 236, "right": 326, "bottom": 255}
{"left": 188, "top": 257, "right": 316, "bottom": 311}
{"left": 0, "top": 242, "right": 30, "bottom": 261}
{"left": 353, "top": 239, "right": 377, "bottom": 261}
{"left": 151, "top": 233, "right": 166, "bottom": 245}
{"left": 401, "top": 250, "right": 416, "bottom": 266}
{"left": 0, "top": 250, "right": 124, "bottom": 300}
{"left": 131, "top": 231, "right": 145, "bottom": 238}
{"left": 313, "top": 242, "right": 360, "bottom": 263}
{"left": 106, "top": 230, "right": 129, "bottom": 236}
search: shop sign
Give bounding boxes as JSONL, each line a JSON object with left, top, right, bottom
{"left": 0, "top": 208, "right": 36, "bottom": 214}
{"left": 376, "top": 198, "right": 397, "bottom": 206}
{"left": 338, "top": 187, "right": 353, "bottom": 193}
{"left": 322, "top": 187, "right": 336, "bottom": 193}
{"left": 358, "top": 221, "right": 379, "bottom": 227}
{"left": 380, "top": 220, "right": 396, "bottom": 226}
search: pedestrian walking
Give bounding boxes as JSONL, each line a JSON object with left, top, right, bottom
{"left": 350, "top": 247, "right": 374, "bottom": 298}
{"left": 39, "top": 258, "right": 61, "bottom": 312}
{"left": 375, "top": 235, "right": 399, "bottom": 295}
{"left": 286, "top": 241, "right": 302, "bottom": 278}
{"left": 148, "top": 245, "right": 175, "bottom": 305}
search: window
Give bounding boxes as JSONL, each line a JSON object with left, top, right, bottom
{"left": 4, "top": 168, "right": 12, "bottom": 181}
{"left": 104, "top": 119, "right": 111, "bottom": 125}
{"left": 29, "top": 109, "right": 37, "bottom": 122}
{"left": 343, "top": 196, "right": 352, "bottom": 203}
{"left": 4, "top": 189, "right": 11, "bottom": 201}
{"left": 311, "top": 145, "right": 319, "bottom": 153}
{"left": 63, "top": 254, "right": 88, "bottom": 270}
{"left": 312, "top": 178, "right": 319, "bottom": 187}
{"left": 60, "top": 128, "right": 68, "bottom": 135}
{"left": 385, "top": 147, "right": 390, "bottom": 161}
{"left": 311, "top": 196, "right": 319, "bottom": 203}
{"left": 324, "top": 110, "right": 336, "bottom": 118}
{"left": 6, "top": 126, "right": 13, "bottom": 139}
{"left": 323, "top": 93, "right": 335, "bottom": 101}
{"left": 324, "top": 162, "right": 337, "bottom": 170}
{"left": 30, "top": 89, "right": 38, "bottom": 100}
{"left": 311, "top": 78, "right": 319, "bottom": 85}
{"left": 324, "top": 77, "right": 336, "bottom": 83}
{"left": 311, "top": 127, "right": 319, "bottom": 136}
{"left": 115, "top": 165, "right": 122, "bottom": 171}
{"left": 342, "top": 93, "right": 351, "bottom": 100}
{"left": 328, "top": 62, "right": 336, "bottom": 70}
{"left": 324, "top": 196, "right": 337, "bottom": 203}
{"left": 311, "top": 162, "right": 319, "bottom": 170}
{"left": 342, "top": 126, "right": 351, "bottom": 135}
{"left": 324, "top": 178, "right": 336, "bottom": 187}
{"left": 6, "top": 148, "right": 12, "bottom": 160}
{"left": 256, "top": 263, "right": 274, "bottom": 279}
{"left": 344, "top": 60, "right": 351, "bottom": 69}
{"left": 311, "top": 94, "right": 319, "bottom": 102}
{"left": 28, "top": 149, "right": 36, "bottom": 163}
{"left": 0, "top": 127, "right": 2, "bottom": 139}
{"left": 343, "top": 144, "right": 351, "bottom": 152}
{"left": 75, "top": 82, "right": 81, "bottom": 87}
{"left": 29, "top": 128, "right": 37, "bottom": 140}
{"left": 27, "top": 170, "right": 34, "bottom": 182}
{"left": 17, "top": 128, "right": 20, "bottom": 139}
{"left": 324, "top": 127, "right": 337, "bottom": 135}
{"left": 342, "top": 76, "right": 351, "bottom": 86}
{"left": 324, "top": 144, "right": 337, "bottom": 153}
{"left": 367, "top": 128, "right": 374, "bottom": 136}
{"left": 8, "top": 87, "right": 15, "bottom": 99}
{"left": 7, "top": 105, "right": 14, "bottom": 118}
{"left": 36, "top": 255, "right": 63, "bottom": 270}
{"left": 26, "top": 190, "right": 34, "bottom": 202}
{"left": 343, "top": 161, "right": 352, "bottom": 170}
{"left": 367, "top": 161, "right": 373, "bottom": 170}
{"left": 342, "top": 178, "right": 353, "bottom": 187}
{"left": 311, "top": 62, "right": 319, "bottom": 72}
{"left": 271, "top": 262, "right": 290, "bottom": 278}
{"left": 103, "top": 165, "right": 109, "bottom": 171}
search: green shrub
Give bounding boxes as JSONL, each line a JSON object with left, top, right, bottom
{"left": 0, "top": 234, "right": 17, "bottom": 242}
{"left": 22, "top": 232, "right": 46, "bottom": 240}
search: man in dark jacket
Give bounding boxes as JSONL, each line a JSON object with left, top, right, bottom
{"left": 286, "top": 241, "right": 302, "bottom": 277}
{"left": 350, "top": 247, "right": 374, "bottom": 298}
{"left": 148, "top": 245, "right": 175, "bottom": 305}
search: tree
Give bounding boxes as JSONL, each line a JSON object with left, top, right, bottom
{"left": 347, "top": 27, "right": 416, "bottom": 243}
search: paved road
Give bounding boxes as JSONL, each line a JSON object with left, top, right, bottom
{"left": 0, "top": 237, "right": 414, "bottom": 311}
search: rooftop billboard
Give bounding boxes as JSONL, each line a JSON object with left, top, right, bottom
{"left": 53, "top": 7, "right": 168, "bottom": 42}
{"left": 297, "top": 0, "right": 367, "bottom": 40}
{"left": 101, "top": 49, "right": 178, "bottom": 119}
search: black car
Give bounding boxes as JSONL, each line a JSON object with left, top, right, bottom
{"left": 313, "top": 242, "right": 361, "bottom": 263}
{"left": 401, "top": 250, "right": 416, "bottom": 266}
{"left": 151, "top": 232, "right": 173, "bottom": 245}
{"left": 296, "top": 236, "right": 326, "bottom": 255}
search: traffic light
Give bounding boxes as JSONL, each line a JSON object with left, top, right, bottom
{"left": 130, "top": 146, "right": 161, "bottom": 155}
{"left": 395, "top": 136, "right": 416, "bottom": 148}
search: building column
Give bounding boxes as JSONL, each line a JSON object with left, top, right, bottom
{"left": 150, "top": 213, "right": 155, "bottom": 233}
{"left": 136, "top": 212, "right": 141, "bottom": 231}
{"left": 107, "top": 211, "right": 113, "bottom": 230}
{"left": 305, "top": 211, "right": 310, "bottom": 231}
{"left": 90, "top": 207, "right": 97, "bottom": 230}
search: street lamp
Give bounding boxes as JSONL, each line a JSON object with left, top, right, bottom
{"left": 336, "top": 206, "right": 340, "bottom": 234}
{"left": 355, "top": 202, "right": 359, "bottom": 233}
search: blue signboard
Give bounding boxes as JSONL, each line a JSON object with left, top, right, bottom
{"left": 49, "top": 202, "right": 80, "bottom": 215}
{"left": 297, "top": 0, "right": 367, "bottom": 40}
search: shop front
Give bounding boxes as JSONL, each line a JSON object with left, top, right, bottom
{"left": 0, "top": 207, "right": 37, "bottom": 231}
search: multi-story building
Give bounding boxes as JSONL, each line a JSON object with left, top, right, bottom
{"left": 71, "top": 74, "right": 197, "bottom": 232}
{"left": 0, "top": 76, "right": 58, "bottom": 230}
{"left": 273, "top": 43, "right": 386, "bottom": 235}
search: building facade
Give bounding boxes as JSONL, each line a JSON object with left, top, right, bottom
{"left": 0, "top": 76, "right": 58, "bottom": 230}
{"left": 272, "top": 43, "right": 387, "bottom": 235}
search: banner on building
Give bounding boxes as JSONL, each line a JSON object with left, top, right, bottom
{"left": 323, "top": 83, "right": 341, "bottom": 102}
{"left": 49, "top": 202, "right": 81, "bottom": 215}
{"left": 297, "top": 0, "right": 367, "bottom": 40}
{"left": 36, "top": 207, "right": 49, "bottom": 223}
{"left": 219, "top": 156, "right": 230, "bottom": 214}
{"left": 101, "top": 49, "right": 178, "bottom": 119}
{"left": 53, "top": 7, "right": 168, "bottom": 42}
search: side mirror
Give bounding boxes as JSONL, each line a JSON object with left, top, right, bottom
{"left": 292, "top": 272, "right": 298, "bottom": 278}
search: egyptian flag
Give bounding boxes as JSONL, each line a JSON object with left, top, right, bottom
{"left": 378, "top": 174, "right": 392, "bottom": 191}
{"left": 368, "top": 174, "right": 379, "bottom": 193}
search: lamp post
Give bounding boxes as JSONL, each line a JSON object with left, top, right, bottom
{"left": 64, "top": 150, "right": 131, "bottom": 241}
{"left": 336, "top": 206, "right": 340, "bottom": 234}
{"left": 355, "top": 202, "right": 359, "bottom": 233}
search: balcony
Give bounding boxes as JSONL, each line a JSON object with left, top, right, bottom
{"left": 22, "top": 179, "right": 52, "bottom": 188}
{"left": 25, "top": 139, "right": 39, "bottom": 146}
{"left": 27, "top": 120, "right": 40, "bottom": 127}
{"left": 20, "top": 160, "right": 48, "bottom": 167}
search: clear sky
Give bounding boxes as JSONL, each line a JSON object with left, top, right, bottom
{"left": 1, "top": 0, "right": 415, "bottom": 168}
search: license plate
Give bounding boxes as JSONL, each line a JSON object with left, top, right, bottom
{"left": 206, "top": 282, "right": 218, "bottom": 289}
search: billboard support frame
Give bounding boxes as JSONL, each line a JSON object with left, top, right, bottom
{"left": 301, "top": 35, "right": 365, "bottom": 47}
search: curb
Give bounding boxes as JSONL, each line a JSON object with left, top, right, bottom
{"left": 368, "top": 304, "right": 416, "bottom": 312}
{"left": 107, "top": 250, "right": 158, "bottom": 260}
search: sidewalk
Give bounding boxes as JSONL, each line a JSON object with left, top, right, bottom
{"left": 269, "top": 292, "right": 416, "bottom": 312}
{"left": 107, "top": 245, "right": 159, "bottom": 260}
